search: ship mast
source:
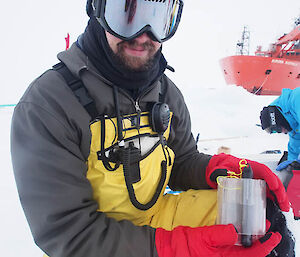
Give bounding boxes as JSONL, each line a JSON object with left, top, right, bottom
{"left": 236, "top": 26, "right": 250, "bottom": 55}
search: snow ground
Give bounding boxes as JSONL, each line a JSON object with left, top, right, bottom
{"left": 1, "top": 84, "right": 299, "bottom": 256}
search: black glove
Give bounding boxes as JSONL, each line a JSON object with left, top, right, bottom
{"left": 260, "top": 106, "right": 291, "bottom": 133}
{"left": 266, "top": 199, "right": 295, "bottom": 257}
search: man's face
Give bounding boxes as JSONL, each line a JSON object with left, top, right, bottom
{"left": 105, "top": 31, "right": 162, "bottom": 71}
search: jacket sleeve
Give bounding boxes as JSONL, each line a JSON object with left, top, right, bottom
{"left": 11, "top": 101, "right": 158, "bottom": 257}
{"left": 163, "top": 77, "right": 212, "bottom": 191}
{"left": 288, "top": 134, "right": 300, "bottom": 160}
{"left": 287, "top": 89, "right": 300, "bottom": 160}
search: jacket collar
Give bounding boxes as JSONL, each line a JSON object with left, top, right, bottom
{"left": 57, "top": 42, "right": 163, "bottom": 105}
{"left": 57, "top": 42, "right": 101, "bottom": 79}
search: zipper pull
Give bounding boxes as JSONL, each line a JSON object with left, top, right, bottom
{"left": 135, "top": 101, "right": 141, "bottom": 113}
{"left": 135, "top": 101, "right": 141, "bottom": 130}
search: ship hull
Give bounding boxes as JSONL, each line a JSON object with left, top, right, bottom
{"left": 220, "top": 55, "right": 300, "bottom": 95}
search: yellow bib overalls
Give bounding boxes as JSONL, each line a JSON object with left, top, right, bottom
{"left": 44, "top": 112, "right": 217, "bottom": 257}
{"left": 86, "top": 111, "right": 217, "bottom": 229}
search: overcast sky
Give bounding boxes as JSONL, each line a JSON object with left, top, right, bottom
{"left": 1, "top": 1, "right": 300, "bottom": 104}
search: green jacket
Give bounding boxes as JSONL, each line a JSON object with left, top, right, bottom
{"left": 11, "top": 43, "right": 211, "bottom": 257}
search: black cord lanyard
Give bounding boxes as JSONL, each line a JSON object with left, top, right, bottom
{"left": 111, "top": 86, "right": 169, "bottom": 210}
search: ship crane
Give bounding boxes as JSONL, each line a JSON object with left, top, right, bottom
{"left": 252, "top": 24, "right": 300, "bottom": 59}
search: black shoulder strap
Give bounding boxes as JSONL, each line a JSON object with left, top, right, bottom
{"left": 53, "top": 62, "right": 98, "bottom": 120}
{"left": 159, "top": 76, "right": 167, "bottom": 103}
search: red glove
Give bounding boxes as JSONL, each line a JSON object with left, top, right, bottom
{"left": 155, "top": 225, "right": 281, "bottom": 257}
{"left": 205, "top": 153, "right": 290, "bottom": 212}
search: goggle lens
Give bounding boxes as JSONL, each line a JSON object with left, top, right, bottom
{"left": 96, "top": 0, "right": 183, "bottom": 42}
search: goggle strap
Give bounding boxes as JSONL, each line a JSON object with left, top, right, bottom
{"left": 93, "top": 0, "right": 101, "bottom": 18}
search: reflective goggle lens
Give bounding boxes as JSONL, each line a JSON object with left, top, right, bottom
{"left": 98, "top": 0, "right": 183, "bottom": 41}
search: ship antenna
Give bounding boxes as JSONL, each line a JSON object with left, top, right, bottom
{"left": 236, "top": 26, "right": 250, "bottom": 55}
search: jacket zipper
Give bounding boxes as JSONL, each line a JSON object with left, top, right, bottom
{"left": 89, "top": 67, "right": 160, "bottom": 110}
{"left": 88, "top": 68, "right": 162, "bottom": 132}
{"left": 135, "top": 101, "right": 141, "bottom": 130}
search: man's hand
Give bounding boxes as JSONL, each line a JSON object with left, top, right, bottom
{"left": 205, "top": 153, "right": 290, "bottom": 212}
{"left": 155, "top": 224, "right": 281, "bottom": 257}
{"left": 276, "top": 159, "right": 300, "bottom": 171}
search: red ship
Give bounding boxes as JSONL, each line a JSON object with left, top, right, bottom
{"left": 220, "top": 24, "right": 300, "bottom": 95}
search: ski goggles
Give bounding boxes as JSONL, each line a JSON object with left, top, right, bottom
{"left": 92, "top": 0, "right": 184, "bottom": 42}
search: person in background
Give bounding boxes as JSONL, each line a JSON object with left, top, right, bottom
{"left": 11, "top": 1, "right": 294, "bottom": 256}
{"left": 260, "top": 87, "right": 300, "bottom": 164}
{"left": 260, "top": 87, "right": 300, "bottom": 219}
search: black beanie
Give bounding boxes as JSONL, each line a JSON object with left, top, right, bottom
{"left": 260, "top": 106, "right": 292, "bottom": 132}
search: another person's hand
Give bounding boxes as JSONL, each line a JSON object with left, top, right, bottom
{"left": 276, "top": 159, "right": 300, "bottom": 171}
{"left": 205, "top": 153, "right": 290, "bottom": 212}
{"left": 155, "top": 224, "right": 281, "bottom": 257}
